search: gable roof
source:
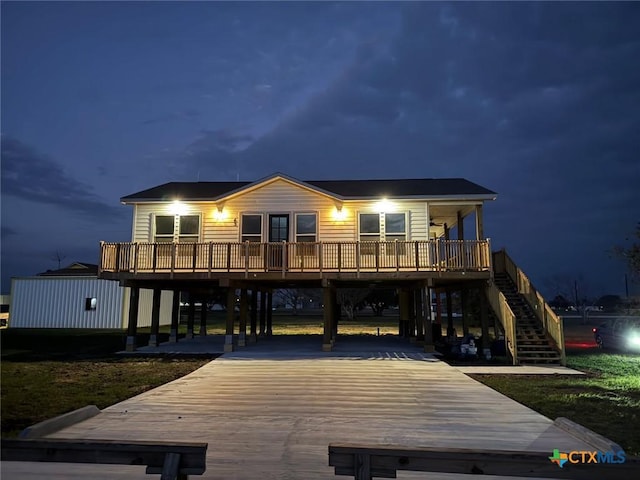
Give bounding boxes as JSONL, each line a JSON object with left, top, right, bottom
{"left": 121, "top": 174, "right": 496, "bottom": 203}
{"left": 38, "top": 262, "right": 99, "bottom": 276}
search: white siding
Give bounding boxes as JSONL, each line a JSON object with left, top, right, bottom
{"left": 9, "top": 277, "right": 124, "bottom": 329}
{"left": 129, "top": 179, "right": 432, "bottom": 243}
{"left": 121, "top": 288, "right": 174, "bottom": 328}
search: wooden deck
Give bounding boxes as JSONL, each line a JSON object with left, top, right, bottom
{"left": 98, "top": 239, "right": 491, "bottom": 282}
{"left": 2, "top": 341, "right": 600, "bottom": 479}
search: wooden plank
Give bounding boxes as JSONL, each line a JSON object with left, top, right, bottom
{"left": 1, "top": 439, "right": 207, "bottom": 476}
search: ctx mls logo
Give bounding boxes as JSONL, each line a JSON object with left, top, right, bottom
{"left": 549, "top": 449, "right": 568, "bottom": 468}
{"left": 549, "top": 449, "right": 626, "bottom": 468}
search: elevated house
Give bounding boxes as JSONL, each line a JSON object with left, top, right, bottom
{"left": 99, "top": 173, "right": 565, "bottom": 364}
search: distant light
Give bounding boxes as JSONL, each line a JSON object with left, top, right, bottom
{"left": 169, "top": 200, "right": 188, "bottom": 215}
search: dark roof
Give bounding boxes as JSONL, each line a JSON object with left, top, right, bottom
{"left": 38, "top": 262, "right": 98, "bottom": 276}
{"left": 121, "top": 175, "right": 495, "bottom": 202}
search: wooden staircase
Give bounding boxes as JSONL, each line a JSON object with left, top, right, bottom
{"left": 493, "top": 273, "right": 562, "bottom": 364}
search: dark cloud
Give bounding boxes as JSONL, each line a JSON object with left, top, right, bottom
{"left": 0, "top": 136, "right": 120, "bottom": 219}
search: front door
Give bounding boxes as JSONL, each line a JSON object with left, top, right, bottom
{"left": 268, "top": 214, "right": 289, "bottom": 270}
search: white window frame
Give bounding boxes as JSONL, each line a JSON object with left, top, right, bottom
{"left": 294, "top": 212, "right": 317, "bottom": 242}
{"left": 152, "top": 213, "right": 201, "bottom": 243}
{"left": 294, "top": 212, "right": 318, "bottom": 256}
{"left": 240, "top": 213, "right": 263, "bottom": 256}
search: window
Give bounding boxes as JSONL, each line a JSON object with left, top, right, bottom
{"left": 241, "top": 214, "right": 262, "bottom": 255}
{"left": 384, "top": 213, "right": 407, "bottom": 255}
{"left": 154, "top": 215, "right": 175, "bottom": 242}
{"left": 85, "top": 297, "right": 97, "bottom": 311}
{"left": 359, "top": 213, "right": 380, "bottom": 254}
{"left": 154, "top": 215, "right": 200, "bottom": 243}
{"left": 359, "top": 212, "right": 408, "bottom": 255}
{"left": 178, "top": 215, "right": 199, "bottom": 242}
{"left": 295, "top": 213, "right": 317, "bottom": 255}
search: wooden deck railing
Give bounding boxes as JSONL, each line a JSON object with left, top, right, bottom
{"left": 99, "top": 239, "right": 491, "bottom": 276}
{"left": 485, "top": 281, "right": 518, "bottom": 364}
{"left": 493, "top": 249, "right": 566, "bottom": 365}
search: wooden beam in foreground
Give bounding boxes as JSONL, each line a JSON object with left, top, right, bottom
{"left": 2, "top": 438, "right": 207, "bottom": 480}
{"left": 329, "top": 443, "right": 637, "bottom": 480}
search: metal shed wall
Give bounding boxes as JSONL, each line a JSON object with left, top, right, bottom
{"left": 9, "top": 277, "right": 124, "bottom": 329}
{"left": 121, "top": 288, "right": 174, "bottom": 328}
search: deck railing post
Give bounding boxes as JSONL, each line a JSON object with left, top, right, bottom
{"left": 115, "top": 243, "right": 122, "bottom": 272}
{"left": 244, "top": 241, "right": 249, "bottom": 278}
{"left": 208, "top": 242, "right": 213, "bottom": 277}
{"left": 282, "top": 240, "right": 287, "bottom": 278}
{"left": 133, "top": 243, "right": 139, "bottom": 274}
{"left": 171, "top": 243, "right": 176, "bottom": 277}
{"left": 375, "top": 242, "right": 380, "bottom": 272}
{"left": 338, "top": 243, "right": 343, "bottom": 272}
{"left": 355, "top": 242, "right": 360, "bottom": 276}
{"left": 395, "top": 239, "right": 400, "bottom": 272}
{"left": 152, "top": 243, "right": 157, "bottom": 272}
{"left": 227, "top": 243, "right": 232, "bottom": 271}
{"left": 415, "top": 241, "right": 420, "bottom": 271}
{"left": 192, "top": 243, "right": 198, "bottom": 272}
{"left": 319, "top": 242, "right": 323, "bottom": 276}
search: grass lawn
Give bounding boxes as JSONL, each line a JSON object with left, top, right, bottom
{"left": 0, "top": 329, "right": 209, "bottom": 437}
{"left": 470, "top": 350, "right": 640, "bottom": 455}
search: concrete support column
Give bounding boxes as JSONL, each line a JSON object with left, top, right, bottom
{"left": 259, "top": 290, "right": 266, "bottom": 337}
{"left": 322, "top": 284, "right": 334, "bottom": 351}
{"left": 238, "top": 288, "right": 248, "bottom": 347}
{"left": 169, "top": 289, "right": 180, "bottom": 343}
{"left": 148, "top": 287, "right": 162, "bottom": 347}
{"left": 224, "top": 287, "right": 235, "bottom": 353}
{"left": 446, "top": 288, "right": 455, "bottom": 338}
{"left": 199, "top": 299, "right": 207, "bottom": 337}
{"left": 423, "top": 287, "right": 435, "bottom": 353}
{"left": 266, "top": 291, "right": 273, "bottom": 336}
{"left": 186, "top": 295, "right": 195, "bottom": 339}
{"left": 461, "top": 289, "right": 469, "bottom": 337}
{"left": 249, "top": 288, "right": 258, "bottom": 343}
{"left": 126, "top": 286, "right": 140, "bottom": 352}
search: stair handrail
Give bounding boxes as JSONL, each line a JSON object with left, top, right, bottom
{"left": 494, "top": 249, "right": 566, "bottom": 366}
{"left": 485, "top": 281, "right": 518, "bottom": 365}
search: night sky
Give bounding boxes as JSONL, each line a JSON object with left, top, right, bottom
{"left": 2, "top": 2, "right": 639, "bottom": 298}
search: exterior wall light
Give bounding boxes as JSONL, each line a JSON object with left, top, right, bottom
{"left": 376, "top": 198, "right": 393, "bottom": 213}
{"left": 213, "top": 205, "right": 227, "bottom": 221}
{"left": 169, "top": 200, "right": 188, "bottom": 215}
{"left": 333, "top": 205, "right": 346, "bottom": 221}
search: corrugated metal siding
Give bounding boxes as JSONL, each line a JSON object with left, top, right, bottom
{"left": 121, "top": 289, "right": 174, "bottom": 328}
{"left": 9, "top": 277, "right": 124, "bottom": 329}
{"left": 129, "top": 179, "right": 431, "bottom": 243}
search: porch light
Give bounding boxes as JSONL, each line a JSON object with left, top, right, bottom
{"left": 169, "top": 200, "right": 188, "bottom": 215}
{"left": 376, "top": 198, "right": 393, "bottom": 213}
{"left": 333, "top": 205, "right": 346, "bottom": 221}
{"left": 213, "top": 205, "right": 227, "bottom": 221}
